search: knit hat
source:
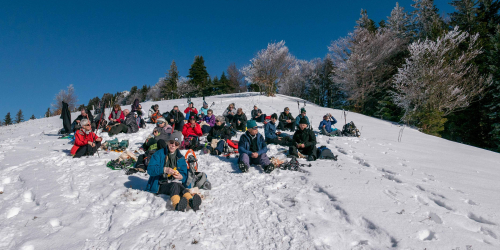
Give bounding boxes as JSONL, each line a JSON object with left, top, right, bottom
{"left": 300, "top": 108, "right": 306, "bottom": 113}
{"left": 156, "top": 117, "right": 166, "bottom": 124}
{"left": 247, "top": 120, "right": 257, "bottom": 129}
{"left": 271, "top": 113, "right": 278, "bottom": 119}
{"left": 299, "top": 117, "right": 308, "bottom": 125}
{"left": 203, "top": 101, "right": 208, "bottom": 106}
{"left": 163, "top": 131, "right": 183, "bottom": 143}
{"left": 215, "top": 116, "right": 225, "bottom": 123}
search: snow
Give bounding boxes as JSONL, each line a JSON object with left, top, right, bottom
{"left": 1, "top": 92, "right": 499, "bottom": 249}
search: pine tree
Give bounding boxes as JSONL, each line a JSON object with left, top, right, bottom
{"left": 45, "top": 108, "right": 51, "bottom": 117}
{"left": 219, "top": 72, "right": 233, "bottom": 94}
{"left": 411, "top": 0, "right": 446, "bottom": 40}
{"left": 387, "top": 2, "right": 413, "bottom": 37}
{"left": 140, "top": 85, "right": 149, "bottom": 101}
{"left": 4, "top": 112, "right": 12, "bottom": 125}
{"left": 30, "top": 114, "right": 36, "bottom": 120}
{"left": 162, "top": 60, "right": 179, "bottom": 99}
{"left": 187, "top": 56, "right": 209, "bottom": 91}
{"left": 486, "top": 24, "right": 500, "bottom": 151}
{"left": 356, "top": 9, "right": 377, "bottom": 33}
{"left": 15, "top": 110, "right": 24, "bottom": 124}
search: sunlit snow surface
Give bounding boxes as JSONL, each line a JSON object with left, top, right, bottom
{"left": 0, "top": 92, "right": 499, "bottom": 249}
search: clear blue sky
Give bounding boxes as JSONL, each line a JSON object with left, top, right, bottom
{"left": 0, "top": 0, "right": 454, "bottom": 119}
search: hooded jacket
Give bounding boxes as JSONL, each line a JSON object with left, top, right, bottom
{"left": 318, "top": 117, "right": 337, "bottom": 133}
{"left": 71, "top": 129, "right": 100, "bottom": 155}
{"left": 203, "top": 114, "right": 216, "bottom": 127}
{"left": 182, "top": 122, "right": 203, "bottom": 138}
{"left": 293, "top": 127, "right": 316, "bottom": 148}
{"left": 207, "top": 124, "right": 231, "bottom": 141}
{"left": 145, "top": 149, "right": 189, "bottom": 193}
{"left": 264, "top": 121, "right": 278, "bottom": 140}
{"left": 238, "top": 131, "right": 268, "bottom": 156}
{"left": 166, "top": 109, "right": 185, "bottom": 124}
{"left": 124, "top": 112, "right": 139, "bottom": 133}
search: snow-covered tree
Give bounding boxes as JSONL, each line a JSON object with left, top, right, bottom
{"left": 356, "top": 9, "right": 377, "bottom": 33}
{"left": 51, "top": 84, "right": 78, "bottom": 113}
{"left": 387, "top": 2, "right": 413, "bottom": 37}
{"left": 227, "top": 63, "right": 246, "bottom": 92}
{"left": 15, "top": 109, "right": 24, "bottom": 124}
{"left": 175, "top": 77, "right": 198, "bottom": 97}
{"left": 146, "top": 77, "right": 166, "bottom": 101}
{"left": 242, "top": 41, "right": 297, "bottom": 96}
{"left": 393, "top": 27, "right": 491, "bottom": 135}
{"left": 329, "top": 27, "right": 407, "bottom": 112}
{"left": 279, "top": 59, "right": 319, "bottom": 99}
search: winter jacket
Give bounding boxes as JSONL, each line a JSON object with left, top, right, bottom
{"left": 199, "top": 107, "right": 209, "bottom": 116}
{"left": 318, "top": 117, "right": 338, "bottom": 133}
{"left": 251, "top": 109, "right": 263, "bottom": 119}
{"left": 154, "top": 125, "right": 174, "bottom": 142}
{"left": 203, "top": 114, "right": 216, "bottom": 127}
{"left": 293, "top": 128, "right": 316, "bottom": 148}
{"left": 279, "top": 112, "right": 295, "bottom": 124}
{"left": 145, "top": 149, "right": 189, "bottom": 193}
{"left": 148, "top": 106, "right": 161, "bottom": 119}
{"left": 166, "top": 109, "right": 185, "bottom": 124}
{"left": 124, "top": 113, "right": 139, "bottom": 133}
{"left": 233, "top": 113, "right": 247, "bottom": 125}
{"left": 73, "top": 113, "right": 94, "bottom": 124}
{"left": 70, "top": 129, "right": 100, "bottom": 155}
{"left": 295, "top": 114, "right": 310, "bottom": 127}
{"left": 238, "top": 131, "right": 268, "bottom": 156}
{"left": 264, "top": 121, "right": 278, "bottom": 140}
{"left": 184, "top": 107, "right": 198, "bottom": 120}
{"left": 223, "top": 108, "right": 236, "bottom": 119}
{"left": 108, "top": 110, "right": 124, "bottom": 123}
{"left": 207, "top": 125, "right": 232, "bottom": 141}
{"left": 182, "top": 122, "right": 203, "bottom": 138}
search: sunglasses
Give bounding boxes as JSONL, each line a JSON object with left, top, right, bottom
{"left": 83, "top": 124, "right": 91, "bottom": 127}
{"left": 215, "top": 120, "right": 221, "bottom": 122}
{"left": 168, "top": 140, "right": 180, "bottom": 146}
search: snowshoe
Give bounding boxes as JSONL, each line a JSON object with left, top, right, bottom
{"left": 189, "top": 194, "right": 202, "bottom": 212}
{"left": 238, "top": 162, "right": 249, "bottom": 173}
{"left": 175, "top": 197, "right": 188, "bottom": 212}
{"left": 263, "top": 163, "right": 275, "bottom": 174}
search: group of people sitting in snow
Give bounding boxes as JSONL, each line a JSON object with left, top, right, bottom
{"left": 69, "top": 100, "right": 342, "bottom": 212}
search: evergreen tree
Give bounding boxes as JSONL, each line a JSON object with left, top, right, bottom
{"left": 86, "top": 97, "right": 100, "bottom": 111}
{"left": 387, "top": 2, "right": 413, "bottom": 37}
{"left": 356, "top": 9, "right": 378, "bottom": 33}
{"left": 4, "top": 112, "right": 12, "bottom": 125}
{"left": 486, "top": 24, "right": 500, "bottom": 151}
{"left": 45, "top": 108, "right": 51, "bottom": 117}
{"left": 15, "top": 109, "right": 24, "bottom": 124}
{"left": 30, "top": 114, "right": 36, "bottom": 120}
{"left": 219, "top": 72, "right": 233, "bottom": 94}
{"left": 187, "top": 56, "right": 209, "bottom": 91}
{"left": 140, "top": 85, "right": 149, "bottom": 101}
{"left": 411, "top": 0, "right": 446, "bottom": 40}
{"left": 162, "top": 60, "right": 179, "bottom": 99}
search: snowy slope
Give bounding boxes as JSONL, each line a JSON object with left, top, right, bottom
{"left": 1, "top": 92, "right": 499, "bottom": 250}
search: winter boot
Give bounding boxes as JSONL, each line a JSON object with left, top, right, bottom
{"left": 173, "top": 196, "right": 188, "bottom": 212}
{"left": 187, "top": 193, "right": 202, "bottom": 212}
{"left": 238, "top": 161, "right": 249, "bottom": 173}
{"left": 307, "top": 155, "right": 315, "bottom": 161}
{"left": 263, "top": 163, "right": 275, "bottom": 174}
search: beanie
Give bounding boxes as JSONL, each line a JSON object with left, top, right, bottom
{"left": 299, "top": 117, "right": 308, "bottom": 125}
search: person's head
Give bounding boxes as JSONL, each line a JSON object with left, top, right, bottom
{"left": 154, "top": 104, "right": 159, "bottom": 111}
{"left": 207, "top": 109, "right": 213, "bottom": 116}
{"left": 156, "top": 117, "right": 166, "bottom": 127}
{"left": 203, "top": 102, "right": 208, "bottom": 108}
{"left": 323, "top": 115, "right": 328, "bottom": 120}
{"left": 123, "top": 109, "right": 130, "bottom": 116}
{"left": 173, "top": 106, "right": 178, "bottom": 112}
{"left": 237, "top": 108, "right": 243, "bottom": 115}
{"left": 228, "top": 104, "right": 234, "bottom": 110}
{"left": 253, "top": 105, "right": 258, "bottom": 110}
{"left": 166, "top": 132, "right": 182, "bottom": 153}
{"left": 113, "top": 104, "right": 121, "bottom": 111}
{"left": 80, "top": 119, "right": 91, "bottom": 131}
{"left": 271, "top": 113, "right": 278, "bottom": 123}
{"left": 299, "top": 117, "right": 308, "bottom": 130}
{"left": 284, "top": 107, "right": 290, "bottom": 114}
{"left": 246, "top": 120, "right": 258, "bottom": 135}
{"left": 215, "top": 116, "right": 224, "bottom": 126}
{"left": 81, "top": 109, "right": 87, "bottom": 116}
{"left": 301, "top": 108, "right": 306, "bottom": 116}
{"left": 189, "top": 102, "right": 194, "bottom": 108}
{"left": 189, "top": 115, "right": 197, "bottom": 124}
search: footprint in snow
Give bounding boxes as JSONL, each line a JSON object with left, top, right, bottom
{"left": 468, "top": 212, "right": 497, "bottom": 225}
{"left": 418, "top": 229, "right": 436, "bottom": 241}
{"left": 6, "top": 207, "right": 20, "bottom": 218}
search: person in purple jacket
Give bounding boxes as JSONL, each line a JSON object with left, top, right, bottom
{"left": 200, "top": 109, "right": 215, "bottom": 134}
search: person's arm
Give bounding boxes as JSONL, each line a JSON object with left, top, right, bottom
{"left": 318, "top": 121, "right": 324, "bottom": 130}
{"left": 73, "top": 131, "right": 88, "bottom": 146}
{"left": 264, "top": 123, "right": 274, "bottom": 139}
{"left": 238, "top": 137, "right": 251, "bottom": 155}
{"left": 194, "top": 124, "right": 203, "bottom": 136}
{"left": 331, "top": 116, "right": 337, "bottom": 125}
{"left": 303, "top": 130, "right": 317, "bottom": 147}
{"left": 182, "top": 124, "right": 189, "bottom": 137}
{"left": 147, "top": 151, "right": 165, "bottom": 177}
{"left": 118, "top": 112, "right": 125, "bottom": 123}
{"left": 279, "top": 113, "right": 285, "bottom": 123}
{"left": 176, "top": 159, "right": 189, "bottom": 186}
{"left": 192, "top": 108, "right": 198, "bottom": 114}
{"left": 290, "top": 115, "right": 295, "bottom": 123}
{"left": 242, "top": 114, "right": 247, "bottom": 123}
{"left": 184, "top": 108, "right": 190, "bottom": 114}
{"left": 257, "top": 137, "right": 268, "bottom": 155}
{"left": 108, "top": 113, "right": 113, "bottom": 121}
{"left": 209, "top": 115, "right": 215, "bottom": 126}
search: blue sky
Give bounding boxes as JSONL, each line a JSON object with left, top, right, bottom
{"left": 0, "top": 0, "right": 455, "bottom": 120}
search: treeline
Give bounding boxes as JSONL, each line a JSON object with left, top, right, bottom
{"left": 0, "top": 110, "right": 35, "bottom": 126}
{"left": 241, "top": 0, "right": 500, "bottom": 152}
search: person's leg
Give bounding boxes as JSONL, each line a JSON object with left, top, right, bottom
{"left": 214, "top": 140, "right": 225, "bottom": 154}
{"left": 289, "top": 146, "right": 299, "bottom": 157}
{"left": 73, "top": 145, "right": 89, "bottom": 158}
{"left": 301, "top": 145, "right": 318, "bottom": 160}
{"left": 238, "top": 153, "right": 251, "bottom": 172}
{"left": 202, "top": 125, "right": 211, "bottom": 134}
{"left": 257, "top": 153, "right": 271, "bottom": 166}
{"left": 89, "top": 141, "right": 101, "bottom": 155}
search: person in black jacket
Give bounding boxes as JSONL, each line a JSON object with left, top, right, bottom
{"left": 71, "top": 108, "right": 95, "bottom": 132}
{"left": 289, "top": 117, "right": 318, "bottom": 161}
{"left": 278, "top": 107, "right": 295, "bottom": 132}
{"left": 205, "top": 116, "right": 232, "bottom": 155}
{"left": 108, "top": 109, "right": 139, "bottom": 136}
{"left": 251, "top": 105, "right": 266, "bottom": 122}
{"left": 166, "top": 106, "right": 185, "bottom": 132}
{"left": 232, "top": 108, "right": 247, "bottom": 131}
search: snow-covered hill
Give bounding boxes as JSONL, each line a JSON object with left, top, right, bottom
{"left": 1, "top": 93, "right": 499, "bottom": 250}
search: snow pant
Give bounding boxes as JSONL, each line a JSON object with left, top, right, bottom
{"left": 201, "top": 125, "right": 212, "bottom": 134}
{"left": 73, "top": 141, "right": 102, "bottom": 158}
{"left": 239, "top": 152, "right": 271, "bottom": 166}
{"left": 289, "top": 144, "right": 318, "bottom": 160}
{"left": 266, "top": 135, "right": 294, "bottom": 147}
{"left": 157, "top": 182, "right": 188, "bottom": 197}
{"left": 321, "top": 128, "right": 341, "bottom": 137}
{"left": 170, "top": 121, "right": 184, "bottom": 132}
{"left": 108, "top": 123, "right": 128, "bottom": 136}
{"left": 253, "top": 115, "right": 266, "bottom": 122}
{"left": 206, "top": 140, "right": 225, "bottom": 155}
{"left": 277, "top": 122, "right": 295, "bottom": 132}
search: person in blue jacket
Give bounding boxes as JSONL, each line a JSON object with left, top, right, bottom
{"left": 238, "top": 120, "right": 274, "bottom": 174}
{"left": 264, "top": 113, "right": 294, "bottom": 146}
{"left": 145, "top": 132, "right": 202, "bottom": 212}
{"left": 318, "top": 114, "right": 341, "bottom": 136}
{"left": 295, "top": 108, "right": 309, "bottom": 130}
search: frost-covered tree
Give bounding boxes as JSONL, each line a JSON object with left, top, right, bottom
{"left": 4, "top": 112, "right": 12, "bottom": 125}
{"left": 51, "top": 84, "right": 78, "bottom": 114}
{"left": 393, "top": 27, "right": 491, "bottom": 135}
{"left": 411, "top": 0, "right": 446, "bottom": 40}
{"left": 15, "top": 109, "right": 24, "bottom": 124}
{"left": 329, "top": 27, "right": 407, "bottom": 112}
{"left": 279, "top": 59, "right": 318, "bottom": 99}
{"left": 176, "top": 77, "right": 198, "bottom": 97}
{"left": 147, "top": 77, "right": 166, "bottom": 101}
{"left": 242, "top": 41, "right": 297, "bottom": 96}
{"left": 388, "top": 2, "right": 413, "bottom": 37}
{"left": 356, "top": 9, "right": 377, "bottom": 33}
{"left": 227, "top": 63, "right": 246, "bottom": 92}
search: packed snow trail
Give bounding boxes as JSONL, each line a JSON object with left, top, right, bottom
{"left": 1, "top": 93, "right": 499, "bottom": 249}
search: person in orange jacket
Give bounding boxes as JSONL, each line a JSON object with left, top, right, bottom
{"left": 71, "top": 119, "right": 102, "bottom": 158}
{"left": 184, "top": 102, "right": 198, "bottom": 121}
{"left": 182, "top": 116, "right": 203, "bottom": 138}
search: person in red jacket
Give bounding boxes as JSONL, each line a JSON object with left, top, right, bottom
{"left": 71, "top": 119, "right": 102, "bottom": 158}
{"left": 182, "top": 116, "right": 203, "bottom": 138}
{"left": 108, "top": 104, "right": 125, "bottom": 124}
{"left": 184, "top": 102, "right": 198, "bottom": 121}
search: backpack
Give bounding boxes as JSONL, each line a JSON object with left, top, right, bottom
{"left": 342, "top": 121, "right": 360, "bottom": 137}
{"left": 317, "top": 146, "right": 338, "bottom": 161}
{"left": 151, "top": 112, "right": 160, "bottom": 123}
{"left": 184, "top": 150, "right": 211, "bottom": 190}
{"left": 181, "top": 136, "right": 201, "bottom": 150}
